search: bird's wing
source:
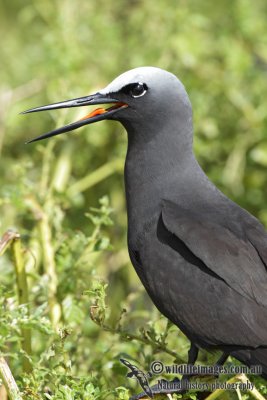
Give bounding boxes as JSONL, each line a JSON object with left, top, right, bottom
{"left": 161, "top": 199, "right": 267, "bottom": 307}
{"left": 245, "top": 216, "right": 267, "bottom": 268}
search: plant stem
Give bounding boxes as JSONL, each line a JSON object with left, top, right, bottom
{"left": 39, "top": 210, "right": 61, "bottom": 327}
{"left": 0, "top": 231, "right": 18, "bottom": 257}
{"left": 238, "top": 373, "right": 266, "bottom": 400}
{"left": 204, "top": 373, "right": 265, "bottom": 400}
{"left": 90, "top": 312, "right": 185, "bottom": 364}
{"left": 25, "top": 197, "right": 61, "bottom": 328}
{"left": 11, "top": 234, "right": 32, "bottom": 373}
{"left": 52, "top": 142, "right": 72, "bottom": 193}
{"left": 0, "top": 231, "right": 32, "bottom": 373}
{"left": 67, "top": 158, "right": 124, "bottom": 196}
{"left": 40, "top": 140, "right": 55, "bottom": 199}
{"left": 0, "top": 357, "right": 23, "bottom": 400}
{"left": 11, "top": 235, "right": 29, "bottom": 308}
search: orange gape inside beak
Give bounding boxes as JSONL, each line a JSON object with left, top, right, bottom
{"left": 79, "top": 108, "right": 106, "bottom": 121}
{"left": 79, "top": 102, "right": 128, "bottom": 121}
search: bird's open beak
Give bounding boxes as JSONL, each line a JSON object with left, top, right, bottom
{"left": 22, "top": 93, "right": 128, "bottom": 143}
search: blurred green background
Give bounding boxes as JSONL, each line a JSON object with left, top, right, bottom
{"left": 0, "top": 0, "right": 267, "bottom": 399}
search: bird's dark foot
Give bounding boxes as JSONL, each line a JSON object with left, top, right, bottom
{"left": 129, "top": 378, "right": 185, "bottom": 400}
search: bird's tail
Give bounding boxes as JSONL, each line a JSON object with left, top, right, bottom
{"left": 232, "top": 348, "right": 267, "bottom": 380}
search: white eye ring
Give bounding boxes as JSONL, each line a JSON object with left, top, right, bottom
{"left": 131, "top": 83, "right": 147, "bottom": 98}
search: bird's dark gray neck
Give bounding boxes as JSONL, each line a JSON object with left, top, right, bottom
{"left": 123, "top": 116, "right": 213, "bottom": 236}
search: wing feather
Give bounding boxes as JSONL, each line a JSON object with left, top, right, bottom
{"left": 161, "top": 199, "right": 267, "bottom": 307}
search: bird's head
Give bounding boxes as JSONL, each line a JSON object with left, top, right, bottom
{"left": 23, "top": 66, "right": 192, "bottom": 143}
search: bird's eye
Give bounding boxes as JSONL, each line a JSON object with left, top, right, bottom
{"left": 130, "top": 83, "right": 147, "bottom": 98}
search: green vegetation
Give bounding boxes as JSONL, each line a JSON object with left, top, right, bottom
{"left": 1, "top": 0, "right": 267, "bottom": 399}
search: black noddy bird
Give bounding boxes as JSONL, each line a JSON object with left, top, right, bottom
{"left": 23, "top": 67, "right": 267, "bottom": 396}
